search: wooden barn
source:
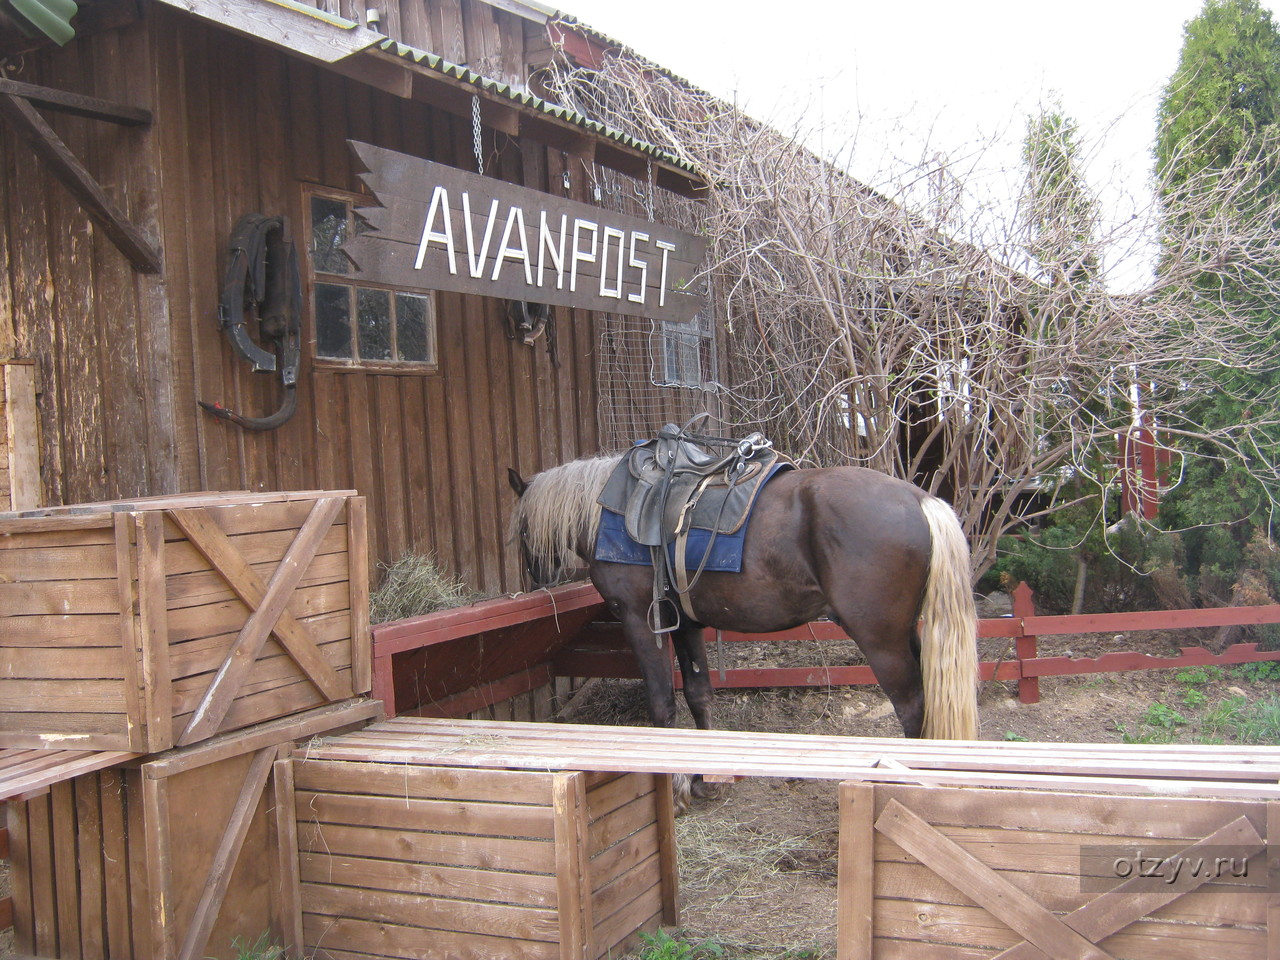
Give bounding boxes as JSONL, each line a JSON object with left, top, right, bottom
{"left": 0, "top": 0, "right": 719, "bottom": 596}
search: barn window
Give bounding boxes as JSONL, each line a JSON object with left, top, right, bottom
{"left": 307, "top": 192, "right": 437, "bottom": 369}
{"left": 655, "top": 296, "right": 718, "bottom": 390}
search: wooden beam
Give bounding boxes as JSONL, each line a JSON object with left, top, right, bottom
{"left": 0, "top": 94, "right": 162, "bottom": 273}
{"left": 0, "top": 79, "right": 151, "bottom": 126}
{"left": 151, "top": 0, "right": 382, "bottom": 63}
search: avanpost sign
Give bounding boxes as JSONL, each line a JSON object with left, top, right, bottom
{"left": 343, "top": 141, "right": 707, "bottom": 322}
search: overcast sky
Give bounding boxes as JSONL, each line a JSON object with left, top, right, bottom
{"left": 557, "top": 0, "right": 1252, "bottom": 288}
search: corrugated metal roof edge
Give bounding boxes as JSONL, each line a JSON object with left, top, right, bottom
{"left": 373, "top": 36, "right": 701, "bottom": 178}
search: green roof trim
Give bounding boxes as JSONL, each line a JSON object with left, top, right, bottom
{"left": 373, "top": 37, "right": 699, "bottom": 177}
{"left": 261, "top": 0, "right": 360, "bottom": 31}
{"left": 4, "top": 0, "right": 77, "bottom": 45}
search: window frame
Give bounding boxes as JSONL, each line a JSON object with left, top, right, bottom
{"left": 654, "top": 296, "right": 720, "bottom": 392}
{"left": 304, "top": 186, "right": 440, "bottom": 374}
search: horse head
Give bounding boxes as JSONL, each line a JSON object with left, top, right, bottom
{"left": 507, "top": 467, "right": 573, "bottom": 589}
{"left": 507, "top": 459, "right": 617, "bottom": 591}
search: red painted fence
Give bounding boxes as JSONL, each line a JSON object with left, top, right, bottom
{"left": 551, "top": 581, "right": 1280, "bottom": 705}
{"left": 372, "top": 581, "right": 1280, "bottom": 718}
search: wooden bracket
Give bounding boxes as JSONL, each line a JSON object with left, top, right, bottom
{"left": 0, "top": 78, "right": 151, "bottom": 125}
{"left": 0, "top": 90, "right": 162, "bottom": 273}
{"left": 173, "top": 498, "right": 351, "bottom": 745}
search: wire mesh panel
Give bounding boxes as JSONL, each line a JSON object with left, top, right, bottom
{"left": 589, "top": 167, "right": 725, "bottom": 449}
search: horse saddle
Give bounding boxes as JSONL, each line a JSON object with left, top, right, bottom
{"left": 598, "top": 424, "right": 788, "bottom": 548}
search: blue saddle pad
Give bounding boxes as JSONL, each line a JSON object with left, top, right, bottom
{"left": 595, "top": 508, "right": 747, "bottom": 571}
{"left": 593, "top": 463, "right": 787, "bottom": 572}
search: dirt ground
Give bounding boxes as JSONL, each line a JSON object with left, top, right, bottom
{"left": 561, "top": 594, "right": 1280, "bottom": 959}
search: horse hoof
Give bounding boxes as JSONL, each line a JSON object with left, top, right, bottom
{"left": 691, "top": 775, "right": 727, "bottom": 801}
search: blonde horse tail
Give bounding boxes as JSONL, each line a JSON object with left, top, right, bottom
{"left": 917, "top": 496, "right": 979, "bottom": 739}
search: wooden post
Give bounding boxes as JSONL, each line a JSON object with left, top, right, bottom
{"left": 371, "top": 653, "right": 397, "bottom": 716}
{"left": 1268, "top": 799, "right": 1279, "bottom": 960}
{"left": 1012, "top": 581, "right": 1040, "bottom": 704}
{"left": 653, "top": 774, "right": 680, "bottom": 925}
{"left": 836, "top": 781, "right": 874, "bottom": 960}
{"left": 552, "top": 772, "right": 593, "bottom": 960}
{"left": 3, "top": 361, "right": 40, "bottom": 510}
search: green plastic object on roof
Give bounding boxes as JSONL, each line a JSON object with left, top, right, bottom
{"left": 4, "top": 0, "right": 78, "bottom": 45}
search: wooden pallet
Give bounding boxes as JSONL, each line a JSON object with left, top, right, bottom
{"left": 0, "top": 490, "right": 371, "bottom": 752}
{"left": 7, "top": 699, "right": 380, "bottom": 960}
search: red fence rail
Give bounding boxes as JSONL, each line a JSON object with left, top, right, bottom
{"left": 553, "top": 582, "right": 1280, "bottom": 705}
{"left": 372, "top": 581, "right": 1280, "bottom": 720}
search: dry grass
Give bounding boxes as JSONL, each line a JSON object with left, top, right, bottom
{"left": 369, "top": 551, "right": 478, "bottom": 624}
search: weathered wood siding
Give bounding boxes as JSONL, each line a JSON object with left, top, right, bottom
{"left": 0, "top": 5, "right": 614, "bottom": 595}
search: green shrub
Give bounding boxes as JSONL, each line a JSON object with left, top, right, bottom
{"left": 988, "top": 503, "right": 1167, "bottom": 613}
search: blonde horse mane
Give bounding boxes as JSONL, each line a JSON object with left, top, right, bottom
{"left": 511, "top": 455, "right": 622, "bottom": 571}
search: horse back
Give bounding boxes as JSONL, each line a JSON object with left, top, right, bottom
{"left": 745, "top": 466, "right": 934, "bottom": 588}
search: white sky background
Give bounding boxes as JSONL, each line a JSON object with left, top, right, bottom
{"left": 556, "top": 0, "right": 1252, "bottom": 290}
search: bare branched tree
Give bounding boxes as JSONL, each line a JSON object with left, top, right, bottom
{"left": 542, "top": 26, "right": 1280, "bottom": 581}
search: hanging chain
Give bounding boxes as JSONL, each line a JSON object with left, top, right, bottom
{"left": 646, "top": 158, "right": 655, "bottom": 222}
{"left": 471, "top": 94, "right": 484, "bottom": 176}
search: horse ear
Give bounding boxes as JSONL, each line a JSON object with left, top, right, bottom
{"left": 507, "top": 467, "right": 528, "bottom": 497}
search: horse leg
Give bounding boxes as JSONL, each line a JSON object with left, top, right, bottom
{"left": 671, "top": 621, "right": 724, "bottom": 801}
{"left": 837, "top": 613, "right": 926, "bottom": 738}
{"left": 672, "top": 621, "right": 714, "bottom": 731}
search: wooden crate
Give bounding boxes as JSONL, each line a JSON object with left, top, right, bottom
{"left": 293, "top": 736, "right": 678, "bottom": 960}
{"left": 6, "top": 699, "right": 382, "bottom": 960}
{"left": 837, "top": 780, "right": 1276, "bottom": 959}
{"left": 0, "top": 489, "right": 371, "bottom": 752}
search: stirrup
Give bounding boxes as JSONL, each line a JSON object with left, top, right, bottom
{"left": 646, "top": 596, "right": 681, "bottom": 635}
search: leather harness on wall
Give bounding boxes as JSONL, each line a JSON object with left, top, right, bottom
{"left": 198, "top": 213, "right": 302, "bottom": 431}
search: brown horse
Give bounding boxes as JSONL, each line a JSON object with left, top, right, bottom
{"left": 508, "top": 456, "right": 978, "bottom": 749}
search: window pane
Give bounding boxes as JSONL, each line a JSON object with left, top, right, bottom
{"left": 357, "top": 288, "right": 393, "bottom": 361}
{"left": 396, "top": 293, "right": 431, "bottom": 362}
{"left": 311, "top": 196, "right": 350, "bottom": 275}
{"left": 314, "top": 283, "right": 352, "bottom": 358}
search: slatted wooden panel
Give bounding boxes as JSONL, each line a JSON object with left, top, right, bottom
{"left": 293, "top": 752, "right": 674, "bottom": 960}
{"left": 6, "top": 700, "right": 380, "bottom": 960}
{"left": 0, "top": 491, "right": 369, "bottom": 752}
{"left": 837, "top": 781, "right": 1276, "bottom": 960}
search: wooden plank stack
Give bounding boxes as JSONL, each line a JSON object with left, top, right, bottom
{"left": 0, "top": 490, "right": 371, "bottom": 751}
{"left": 293, "top": 737, "right": 678, "bottom": 960}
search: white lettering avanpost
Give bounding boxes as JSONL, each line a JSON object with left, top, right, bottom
{"left": 412, "top": 189, "right": 677, "bottom": 305}
{"left": 627, "top": 232, "right": 649, "bottom": 304}
{"left": 656, "top": 240, "right": 675, "bottom": 307}
{"left": 599, "top": 226, "right": 626, "bottom": 299}
{"left": 538, "top": 211, "right": 567, "bottom": 290}
{"left": 414, "top": 185, "right": 457, "bottom": 274}
{"left": 491, "top": 204, "right": 532, "bottom": 284}
{"left": 463, "top": 193, "right": 500, "bottom": 279}
{"left": 569, "top": 218, "right": 598, "bottom": 294}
